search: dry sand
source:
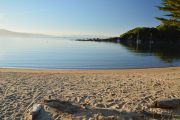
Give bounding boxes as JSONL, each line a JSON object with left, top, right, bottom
{"left": 0, "top": 67, "right": 180, "bottom": 120}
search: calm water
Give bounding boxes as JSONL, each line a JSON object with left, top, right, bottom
{"left": 0, "top": 37, "right": 180, "bottom": 69}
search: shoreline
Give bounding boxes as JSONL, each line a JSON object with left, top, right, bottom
{"left": 0, "top": 66, "right": 180, "bottom": 73}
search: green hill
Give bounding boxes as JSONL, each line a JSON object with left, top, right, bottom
{"left": 119, "top": 25, "right": 179, "bottom": 44}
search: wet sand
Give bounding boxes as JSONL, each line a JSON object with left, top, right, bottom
{"left": 0, "top": 67, "right": 180, "bottom": 119}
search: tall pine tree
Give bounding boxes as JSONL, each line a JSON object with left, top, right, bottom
{"left": 156, "top": 0, "right": 180, "bottom": 28}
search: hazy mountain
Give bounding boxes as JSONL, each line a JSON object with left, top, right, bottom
{"left": 0, "top": 29, "right": 54, "bottom": 37}
{"left": 0, "top": 29, "right": 109, "bottom": 39}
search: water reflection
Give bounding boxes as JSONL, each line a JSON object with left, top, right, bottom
{"left": 120, "top": 42, "right": 180, "bottom": 63}
{"left": 0, "top": 37, "right": 179, "bottom": 69}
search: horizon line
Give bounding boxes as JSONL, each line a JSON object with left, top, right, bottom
{"left": 0, "top": 28, "right": 115, "bottom": 37}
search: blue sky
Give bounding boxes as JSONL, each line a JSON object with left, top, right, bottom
{"left": 0, "top": 0, "right": 164, "bottom": 36}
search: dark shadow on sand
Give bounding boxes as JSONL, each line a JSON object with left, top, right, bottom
{"left": 31, "top": 99, "right": 180, "bottom": 120}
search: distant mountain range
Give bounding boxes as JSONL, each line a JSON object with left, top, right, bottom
{"left": 0, "top": 29, "right": 53, "bottom": 37}
{"left": 0, "top": 29, "right": 108, "bottom": 39}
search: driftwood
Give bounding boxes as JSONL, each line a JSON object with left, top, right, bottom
{"left": 150, "top": 99, "right": 180, "bottom": 109}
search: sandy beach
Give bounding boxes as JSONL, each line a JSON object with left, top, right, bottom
{"left": 0, "top": 67, "right": 180, "bottom": 119}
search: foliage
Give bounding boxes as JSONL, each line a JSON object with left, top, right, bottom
{"left": 119, "top": 26, "right": 179, "bottom": 42}
{"left": 120, "top": 0, "right": 180, "bottom": 42}
{"left": 156, "top": 25, "right": 179, "bottom": 41}
{"left": 156, "top": 0, "right": 180, "bottom": 28}
{"left": 120, "top": 27, "right": 157, "bottom": 41}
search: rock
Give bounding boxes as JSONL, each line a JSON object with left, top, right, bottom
{"left": 25, "top": 104, "right": 52, "bottom": 120}
{"left": 30, "top": 104, "right": 42, "bottom": 119}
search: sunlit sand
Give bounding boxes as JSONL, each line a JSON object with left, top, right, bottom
{"left": 0, "top": 67, "right": 180, "bottom": 119}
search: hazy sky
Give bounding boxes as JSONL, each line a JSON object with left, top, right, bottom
{"left": 0, "top": 0, "right": 164, "bottom": 36}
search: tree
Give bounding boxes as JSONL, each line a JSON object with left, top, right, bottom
{"left": 156, "top": 0, "right": 180, "bottom": 28}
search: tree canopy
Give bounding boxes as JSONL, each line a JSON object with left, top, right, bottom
{"left": 119, "top": 0, "right": 180, "bottom": 42}
{"left": 156, "top": 0, "right": 180, "bottom": 28}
